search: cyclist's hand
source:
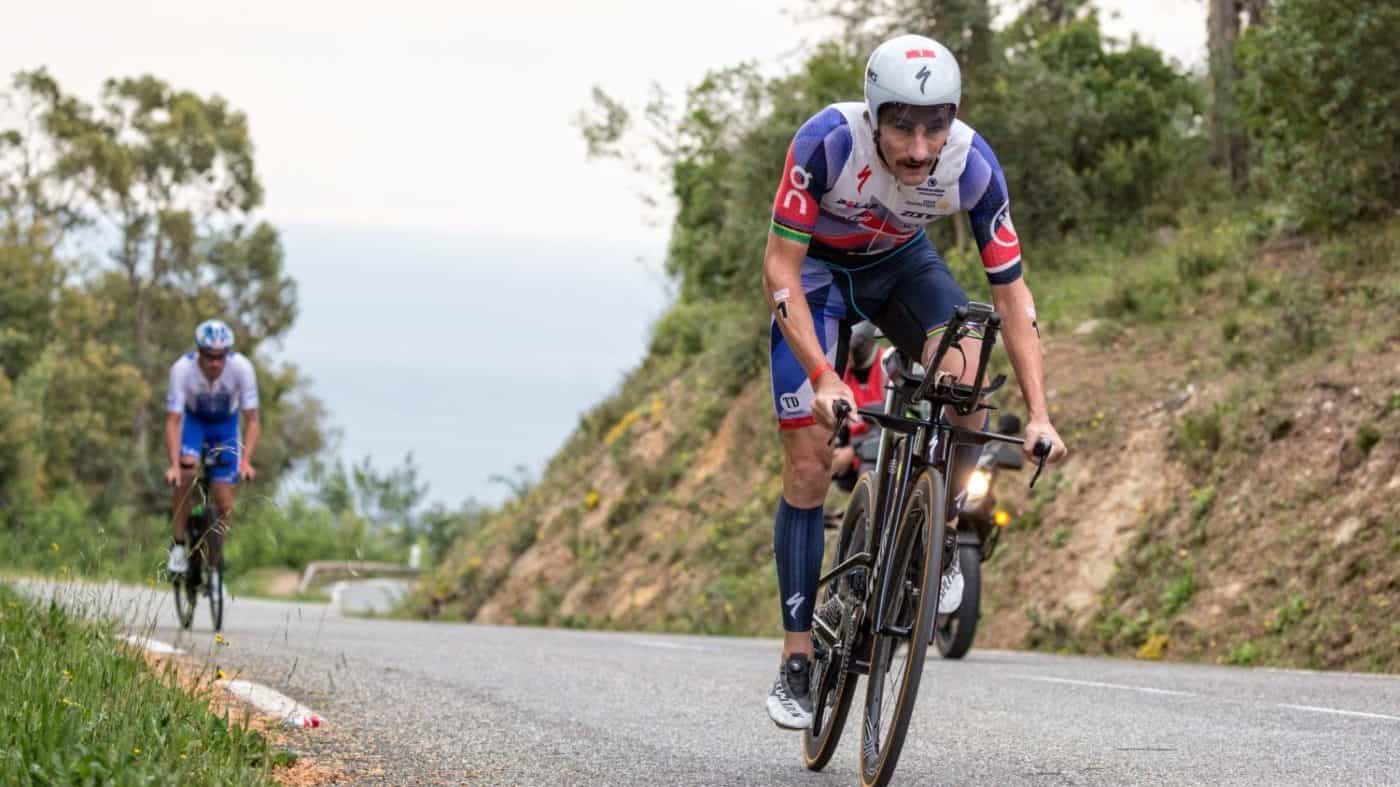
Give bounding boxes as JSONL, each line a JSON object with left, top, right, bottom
{"left": 811, "top": 372, "right": 861, "bottom": 431}
{"left": 239, "top": 459, "right": 257, "bottom": 483}
{"left": 1024, "top": 419, "right": 1068, "bottom": 463}
{"left": 164, "top": 465, "right": 181, "bottom": 486}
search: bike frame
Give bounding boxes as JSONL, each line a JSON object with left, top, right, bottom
{"left": 815, "top": 305, "right": 1026, "bottom": 643}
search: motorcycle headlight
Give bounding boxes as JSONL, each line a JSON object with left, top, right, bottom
{"left": 966, "top": 468, "right": 992, "bottom": 503}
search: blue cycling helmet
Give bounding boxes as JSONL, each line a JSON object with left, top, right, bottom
{"left": 195, "top": 319, "right": 235, "bottom": 351}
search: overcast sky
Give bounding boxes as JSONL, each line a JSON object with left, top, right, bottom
{"left": 3, "top": 0, "right": 1206, "bottom": 506}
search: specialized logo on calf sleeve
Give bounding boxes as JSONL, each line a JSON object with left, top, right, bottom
{"left": 786, "top": 592, "right": 806, "bottom": 622}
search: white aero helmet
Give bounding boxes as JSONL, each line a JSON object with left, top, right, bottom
{"left": 864, "top": 34, "right": 961, "bottom": 128}
{"left": 195, "top": 319, "right": 235, "bottom": 352}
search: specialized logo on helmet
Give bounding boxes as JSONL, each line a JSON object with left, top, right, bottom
{"left": 857, "top": 165, "right": 872, "bottom": 193}
{"left": 905, "top": 49, "right": 938, "bottom": 59}
{"left": 867, "top": 68, "right": 878, "bottom": 83}
{"left": 916, "top": 66, "right": 932, "bottom": 95}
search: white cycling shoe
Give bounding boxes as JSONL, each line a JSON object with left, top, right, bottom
{"left": 167, "top": 544, "right": 188, "bottom": 574}
{"left": 938, "top": 548, "right": 963, "bottom": 615}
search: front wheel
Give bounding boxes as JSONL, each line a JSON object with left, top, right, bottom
{"left": 934, "top": 544, "right": 982, "bottom": 659}
{"left": 173, "top": 575, "right": 197, "bottom": 629}
{"left": 803, "top": 473, "right": 873, "bottom": 771}
{"left": 859, "top": 467, "right": 945, "bottom": 787}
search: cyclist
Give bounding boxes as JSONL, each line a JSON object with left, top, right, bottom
{"left": 829, "top": 322, "right": 887, "bottom": 491}
{"left": 764, "top": 33, "right": 1068, "bottom": 730}
{"left": 164, "top": 319, "right": 260, "bottom": 581}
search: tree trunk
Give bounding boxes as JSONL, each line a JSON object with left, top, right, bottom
{"left": 1208, "top": 0, "right": 1249, "bottom": 191}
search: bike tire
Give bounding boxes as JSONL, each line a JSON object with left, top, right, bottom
{"left": 858, "top": 467, "right": 945, "bottom": 787}
{"left": 934, "top": 544, "right": 982, "bottom": 659}
{"left": 174, "top": 539, "right": 201, "bottom": 630}
{"left": 173, "top": 575, "right": 197, "bottom": 629}
{"left": 803, "top": 473, "right": 873, "bottom": 771}
{"left": 207, "top": 528, "right": 224, "bottom": 632}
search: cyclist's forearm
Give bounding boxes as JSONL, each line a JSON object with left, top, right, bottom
{"left": 241, "top": 411, "right": 261, "bottom": 463}
{"left": 992, "top": 280, "right": 1050, "bottom": 421}
{"left": 763, "top": 235, "right": 828, "bottom": 378}
{"left": 165, "top": 414, "right": 182, "bottom": 467}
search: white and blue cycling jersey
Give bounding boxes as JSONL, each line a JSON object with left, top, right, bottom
{"left": 166, "top": 351, "right": 259, "bottom": 419}
{"left": 770, "top": 102, "right": 1022, "bottom": 284}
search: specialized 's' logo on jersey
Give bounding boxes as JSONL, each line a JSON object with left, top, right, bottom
{"left": 916, "top": 66, "right": 931, "bottom": 94}
{"left": 857, "top": 165, "right": 872, "bottom": 193}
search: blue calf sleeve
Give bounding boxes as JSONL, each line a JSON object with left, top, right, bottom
{"left": 774, "top": 497, "right": 825, "bottom": 632}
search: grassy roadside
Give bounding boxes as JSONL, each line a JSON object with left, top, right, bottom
{"left": 0, "top": 583, "right": 278, "bottom": 786}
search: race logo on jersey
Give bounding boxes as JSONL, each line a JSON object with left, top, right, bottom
{"left": 857, "top": 164, "right": 872, "bottom": 193}
{"left": 991, "top": 202, "right": 1018, "bottom": 247}
{"left": 981, "top": 201, "right": 1022, "bottom": 271}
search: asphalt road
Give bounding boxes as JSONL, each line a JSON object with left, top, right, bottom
{"left": 16, "top": 579, "right": 1400, "bottom": 786}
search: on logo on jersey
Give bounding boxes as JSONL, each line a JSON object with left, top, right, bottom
{"left": 780, "top": 164, "right": 814, "bottom": 217}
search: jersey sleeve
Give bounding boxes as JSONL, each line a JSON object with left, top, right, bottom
{"left": 770, "top": 107, "right": 851, "bottom": 244}
{"left": 959, "top": 133, "right": 1023, "bottom": 285}
{"left": 166, "top": 358, "right": 186, "bottom": 413}
{"left": 234, "top": 355, "right": 260, "bottom": 411}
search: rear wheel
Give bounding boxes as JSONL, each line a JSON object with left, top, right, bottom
{"left": 803, "top": 473, "right": 873, "bottom": 770}
{"left": 859, "top": 467, "right": 945, "bottom": 787}
{"left": 934, "top": 543, "right": 982, "bottom": 659}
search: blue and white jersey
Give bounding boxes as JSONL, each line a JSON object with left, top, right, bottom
{"left": 166, "top": 351, "right": 259, "bottom": 419}
{"left": 771, "top": 103, "right": 1023, "bottom": 284}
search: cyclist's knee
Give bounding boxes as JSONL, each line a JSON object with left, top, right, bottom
{"left": 784, "top": 454, "right": 831, "bottom": 503}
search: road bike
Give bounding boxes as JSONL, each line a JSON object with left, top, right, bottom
{"left": 172, "top": 453, "right": 227, "bottom": 632}
{"left": 802, "top": 302, "right": 1050, "bottom": 787}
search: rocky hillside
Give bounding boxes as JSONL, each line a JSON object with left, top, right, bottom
{"left": 416, "top": 216, "right": 1400, "bottom": 672}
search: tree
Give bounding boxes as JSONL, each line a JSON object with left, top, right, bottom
{"left": 1238, "top": 0, "right": 1400, "bottom": 227}
{"left": 11, "top": 70, "right": 288, "bottom": 491}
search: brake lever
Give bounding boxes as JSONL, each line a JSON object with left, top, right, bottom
{"left": 1029, "top": 437, "right": 1053, "bottom": 489}
{"left": 828, "top": 400, "right": 852, "bottom": 448}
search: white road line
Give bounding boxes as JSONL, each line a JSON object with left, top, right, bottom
{"left": 634, "top": 639, "right": 714, "bottom": 652}
{"left": 1276, "top": 703, "right": 1400, "bottom": 722}
{"left": 218, "top": 679, "right": 325, "bottom": 728}
{"left": 122, "top": 635, "right": 186, "bottom": 656}
{"left": 1009, "top": 674, "right": 1196, "bottom": 697}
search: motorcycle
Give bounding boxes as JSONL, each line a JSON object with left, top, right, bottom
{"left": 933, "top": 412, "right": 1024, "bottom": 659}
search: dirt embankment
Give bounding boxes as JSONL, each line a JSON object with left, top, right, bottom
{"left": 423, "top": 233, "right": 1400, "bottom": 672}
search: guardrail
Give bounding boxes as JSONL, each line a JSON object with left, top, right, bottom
{"left": 297, "top": 561, "right": 420, "bottom": 594}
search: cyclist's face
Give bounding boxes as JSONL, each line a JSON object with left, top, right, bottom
{"left": 197, "top": 350, "right": 227, "bottom": 380}
{"left": 877, "top": 104, "right": 954, "bottom": 186}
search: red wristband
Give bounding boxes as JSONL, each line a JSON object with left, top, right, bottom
{"left": 808, "top": 362, "right": 833, "bottom": 386}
